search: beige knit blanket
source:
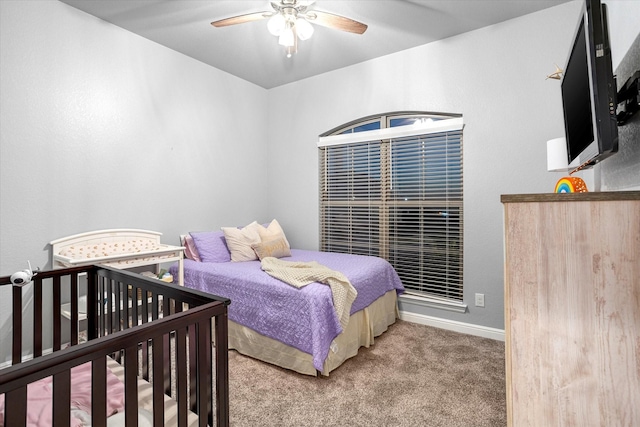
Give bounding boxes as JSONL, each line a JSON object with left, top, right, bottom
{"left": 260, "top": 257, "right": 358, "bottom": 330}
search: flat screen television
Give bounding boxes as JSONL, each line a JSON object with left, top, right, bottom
{"left": 561, "top": 0, "right": 618, "bottom": 168}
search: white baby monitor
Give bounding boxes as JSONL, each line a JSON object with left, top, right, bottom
{"left": 10, "top": 261, "right": 37, "bottom": 286}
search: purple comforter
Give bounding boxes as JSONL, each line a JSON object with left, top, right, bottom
{"left": 173, "top": 249, "right": 404, "bottom": 371}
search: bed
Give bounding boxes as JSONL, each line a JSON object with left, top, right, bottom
{"left": 50, "top": 229, "right": 185, "bottom": 286}
{"left": 176, "top": 220, "right": 405, "bottom": 376}
{"left": 0, "top": 264, "right": 230, "bottom": 426}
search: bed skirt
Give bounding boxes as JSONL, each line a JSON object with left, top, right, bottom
{"left": 228, "top": 290, "right": 398, "bottom": 376}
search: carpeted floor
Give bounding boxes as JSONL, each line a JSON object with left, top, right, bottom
{"left": 227, "top": 320, "right": 506, "bottom": 427}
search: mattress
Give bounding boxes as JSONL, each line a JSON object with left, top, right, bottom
{"left": 107, "top": 357, "right": 200, "bottom": 427}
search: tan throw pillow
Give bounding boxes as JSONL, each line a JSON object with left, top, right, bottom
{"left": 258, "top": 219, "right": 291, "bottom": 249}
{"left": 252, "top": 237, "right": 292, "bottom": 260}
{"left": 221, "top": 221, "right": 262, "bottom": 262}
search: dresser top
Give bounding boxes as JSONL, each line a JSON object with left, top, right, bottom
{"left": 501, "top": 191, "right": 640, "bottom": 203}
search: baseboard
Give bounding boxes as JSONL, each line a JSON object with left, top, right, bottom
{"left": 399, "top": 310, "right": 505, "bottom": 341}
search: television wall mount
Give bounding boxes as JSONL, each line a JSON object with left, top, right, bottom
{"left": 616, "top": 70, "right": 640, "bottom": 125}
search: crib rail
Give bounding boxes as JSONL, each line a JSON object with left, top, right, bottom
{"left": 0, "top": 265, "right": 230, "bottom": 427}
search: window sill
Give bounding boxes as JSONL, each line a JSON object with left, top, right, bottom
{"left": 398, "top": 293, "right": 468, "bottom": 314}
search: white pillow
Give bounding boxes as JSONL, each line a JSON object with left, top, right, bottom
{"left": 221, "top": 221, "right": 262, "bottom": 262}
{"left": 257, "top": 219, "right": 291, "bottom": 249}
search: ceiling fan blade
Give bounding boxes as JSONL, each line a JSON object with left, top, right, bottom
{"left": 306, "top": 11, "right": 367, "bottom": 35}
{"left": 211, "top": 12, "right": 270, "bottom": 28}
{"left": 297, "top": 1, "right": 316, "bottom": 9}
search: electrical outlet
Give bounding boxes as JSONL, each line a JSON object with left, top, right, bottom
{"left": 475, "top": 293, "right": 485, "bottom": 307}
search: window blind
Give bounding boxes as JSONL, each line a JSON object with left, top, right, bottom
{"left": 319, "top": 141, "right": 383, "bottom": 257}
{"left": 319, "top": 118, "right": 464, "bottom": 301}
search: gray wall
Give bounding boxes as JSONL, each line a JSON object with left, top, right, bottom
{"left": 0, "top": 0, "right": 269, "bottom": 362}
{"left": 0, "top": 1, "right": 271, "bottom": 273}
{"left": 266, "top": 0, "right": 640, "bottom": 331}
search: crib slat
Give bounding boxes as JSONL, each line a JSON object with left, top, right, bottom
{"left": 142, "top": 289, "right": 149, "bottom": 323}
{"left": 53, "top": 275, "right": 61, "bottom": 351}
{"left": 131, "top": 285, "right": 139, "bottom": 327}
{"left": 4, "top": 387, "right": 27, "bottom": 427}
{"left": 125, "top": 345, "right": 139, "bottom": 427}
{"left": 102, "top": 277, "right": 106, "bottom": 336}
{"left": 34, "top": 276, "right": 43, "bottom": 357}
{"left": 105, "top": 280, "right": 113, "bottom": 335}
{"left": 87, "top": 271, "right": 98, "bottom": 340}
{"left": 152, "top": 292, "right": 159, "bottom": 320}
{"left": 97, "top": 277, "right": 105, "bottom": 337}
{"left": 163, "top": 332, "right": 172, "bottom": 396}
{"left": 71, "top": 273, "right": 79, "bottom": 345}
{"left": 12, "top": 286, "right": 22, "bottom": 365}
{"left": 176, "top": 326, "right": 188, "bottom": 427}
{"left": 141, "top": 289, "right": 150, "bottom": 381}
{"left": 114, "top": 280, "right": 122, "bottom": 332}
{"left": 123, "top": 285, "right": 130, "bottom": 330}
{"left": 215, "top": 312, "right": 230, "bottom": 427}
{"left": 197, "top": 318, "right": 212, "bottom": 427}
{"left": 92, "top": 356, "right": 108, "bottom": 427}
{"left": 142, "top": 339, "right": 150, "bottom": 381}
{"left": 53, "top": 370, "right": 71, "bottom": 426}
{"left": 189, "top": 324, "right": 198, "bottom": 413}
{"left": 120, "top": 281, "right": 126, "bottom": 329}
{"left": 164, "top": 296, "right": 172, "bottom": 318}
{"left": 152, "top": 334, "right": 166, "bottom": 427}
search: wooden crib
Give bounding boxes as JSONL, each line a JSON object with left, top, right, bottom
{"left": 0, "top": 265, "right": 230, "bottom": 426}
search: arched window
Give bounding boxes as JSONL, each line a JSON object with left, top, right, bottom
{"left": 318, "top": 112, "right": 464, "bottom": 303}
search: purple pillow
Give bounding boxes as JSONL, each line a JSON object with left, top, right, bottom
{"left": 189, "top": 231, "right": 231, "bottom": 263}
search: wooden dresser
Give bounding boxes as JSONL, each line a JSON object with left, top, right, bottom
{"left": 501, "top": 191, "right": 640, "bottom": 426}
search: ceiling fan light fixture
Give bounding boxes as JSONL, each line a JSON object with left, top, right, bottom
{"left": 296, "top": 18, "right": 314, "bottom": 40}
{"left": 211, "top": 0, "right": 367, "bottom": 58}
{"left": 267, "top": 13, "right": 286, "bottom": 36}
{"left": 278, "top": 26, "right": 295, "bottom": 47}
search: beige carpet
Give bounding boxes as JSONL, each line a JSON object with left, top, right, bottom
{"left": 226, "top": 320, "right": 506, "bottom": 427}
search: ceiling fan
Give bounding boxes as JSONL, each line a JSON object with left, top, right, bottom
{"left": 211, "top": 0, "right": 368, "bottom": 58}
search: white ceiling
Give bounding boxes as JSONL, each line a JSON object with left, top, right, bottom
{"left": 59, "top": 0, "right": 572, "bottom": 89}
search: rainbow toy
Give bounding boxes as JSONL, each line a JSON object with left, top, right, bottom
{"left": 555, "top": 176, "right": 588, "bottom": 193}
